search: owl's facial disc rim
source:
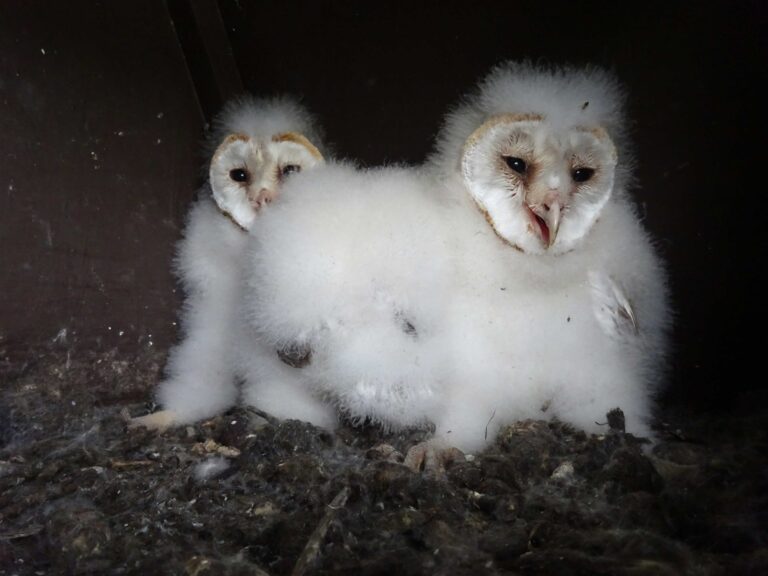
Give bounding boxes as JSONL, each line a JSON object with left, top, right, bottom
{"left": 462, "top": 113, "right": 544, "bottom": 152}
{"left": 209, "top": 132, "right": 259, "bottom": 230}
{"left": 272, "top": 132, "right": 325, "bottom": 162}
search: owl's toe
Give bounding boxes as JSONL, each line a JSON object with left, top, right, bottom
{"left": 403, "top": 440, "right": 465, "bottom": 475}
{"left": 125, "top": 409, "right": 178, "bottom": 432}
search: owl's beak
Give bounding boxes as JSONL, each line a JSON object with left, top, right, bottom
{"left": 527, "top": 197, "right": 561, "bottom": 249}
{"left": 248, "top": 187, "right": 277, "bottom": 210}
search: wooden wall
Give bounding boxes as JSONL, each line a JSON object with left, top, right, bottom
{"left": 1, "top": 0, "right": 764, "bottom": 404}
{"left": 0, "top": 1, "right": 205, "bottom": 358}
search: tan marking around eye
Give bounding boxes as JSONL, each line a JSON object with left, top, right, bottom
{"left": 463, "top": 113, "right": 543, "bottom": 154}
{"left": 496, "top": 155, "right": 529, "bottom": 184}
{"left": 211, "top": 133, "right": 250, "bottom": 165}
{"left": 272, "top": 132, "right": 324, "bottom": 161}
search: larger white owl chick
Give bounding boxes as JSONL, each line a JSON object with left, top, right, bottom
{"left": 131, "top": 96, "right": 326, "bottom": 431}
{"left": 243, "top": 63, "right": 671, "bottom": 460}
{"left": 243, "top": 162, "right": 454, "bottom": 432}
{"left": 426, "top": 62, "right": 672, "bottom": 452}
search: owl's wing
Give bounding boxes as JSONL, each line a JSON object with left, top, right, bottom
{"left": 588, "top": 270, "right": 638, "bottom": 340}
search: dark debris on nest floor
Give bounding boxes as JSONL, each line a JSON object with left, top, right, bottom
{"left": 1, "top": 348, "right": 767, "bottom": 575}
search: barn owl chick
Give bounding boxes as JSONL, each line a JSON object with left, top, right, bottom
{"left": 243, "top": 163, "right": 453, "bottom": 435}
{"left": 210, "top": 128, "right": 323, "bottom": 230}
{"left": 425, "top": 61, "right": 671, "bottom": 452}
{"left": 243, "top": 63, "right": 670, "bottom": 462}
{"left": 461, "top": 113, "right": 616, "bottom": 255}
{"left": 130, "top": 96, "right": 326, "bottom": 431}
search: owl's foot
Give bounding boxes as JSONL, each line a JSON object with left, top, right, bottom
{"left": 366, "top": 442, "right": 404, "bottom": 462}
{"left": 125, "top": 409, "right": 179, "bottom": 432}
{"left": 403, "top": 440, "right": 465, "bottom": 475}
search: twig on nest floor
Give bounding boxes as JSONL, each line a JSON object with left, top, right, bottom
{"left": 291, "top": 487, "right": 351, "bottom": 576}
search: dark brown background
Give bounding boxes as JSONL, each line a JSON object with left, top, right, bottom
{"left": 1, "top": 1, "right": 764, "bottom": 407}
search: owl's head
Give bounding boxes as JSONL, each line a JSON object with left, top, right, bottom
{"left": 433, "top": 62, "right": 628, "bottom": 255}
{"left": 207, "top": 96, "right": 325, "bottom": 230}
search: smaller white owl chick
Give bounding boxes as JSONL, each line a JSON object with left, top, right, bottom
{"left": 130, "top": 96, "right": 325, "bottom": 431}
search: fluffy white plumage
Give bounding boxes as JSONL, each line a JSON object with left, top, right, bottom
{"left": 244, "top": 62, "right": 670, "bottom": 454}
{"left": 245, "top": 164, "right": 452, "bottom": 429}
{"left": 133, "top": 96, "right": 327, "bottom": 429}
{"left": 425, "top": 62, "right": 671, "bottom": 450}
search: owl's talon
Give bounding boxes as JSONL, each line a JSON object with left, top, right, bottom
{"left": 403, "top": 440, "right": 465, "bottom": 475}
{"left": 126, "top": 409, "right": 179, "bottom": 432}
{"left": 366, "top": 442, "right": 404, "bottom": 462}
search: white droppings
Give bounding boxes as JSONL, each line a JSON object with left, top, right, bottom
{"left": 551, "top": 461, "right": 575, "bottom": 481}
{"left": 193, "top": 457, "right": 230, "bottom": 482}
{"left": 40, "top": 48, "right": 46, "bottom": 55}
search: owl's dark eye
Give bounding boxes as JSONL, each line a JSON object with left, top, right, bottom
{"left": 503, "top": 156, "right": 527, "bottom": 174}
{"left": 280, "top": 164, "right": 301, "bottom": 178}
{"left": 572, "top": 167, "right": 595, "bottom": 183}
{"left": 229, "top": 168, "right": 249, "bottom": 183}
